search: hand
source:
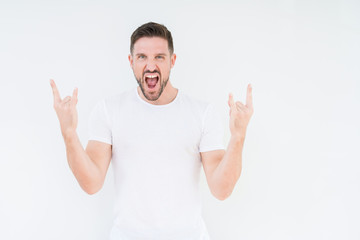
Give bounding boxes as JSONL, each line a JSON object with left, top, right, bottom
{"left": 228, "top": 84, "right": 254, "bottom": 137}
{"left": 50, "top": 79, "right": 78, "bottom": 138}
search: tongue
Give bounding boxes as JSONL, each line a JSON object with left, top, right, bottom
{"left": 147, "top": 78, "right": 157, "bottom": 87}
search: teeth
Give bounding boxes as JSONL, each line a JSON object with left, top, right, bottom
{"left": 145, "top": 75, "right": 157, "bottom": 78}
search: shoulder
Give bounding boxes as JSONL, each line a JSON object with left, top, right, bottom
{"left": 91, "top": 88, "right": 135, "bottom": 117}
{"left": 179, "top": 90, "right": 211, "bottom": 114}
{"left": 101, "top": 88, "right": 134, "bottom": 108}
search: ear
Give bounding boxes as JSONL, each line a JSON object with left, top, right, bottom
{"left": 128, "top": 54, "right": 133, "bottom": 68}
{"left": 170, "top": 53, "right": 176, "bottom": 69}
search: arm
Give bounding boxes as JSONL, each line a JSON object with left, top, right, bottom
{"left": 202, "top": 84, "right": 253, "bottom": 200}
{"left": 50, "top": 79, "right": 111, "bottom": 194}
{"left": 64, "top": 133, "right": 111, "bottom": 194}
{"left": 201, "top": 135, "right": 245, "bottom": 201}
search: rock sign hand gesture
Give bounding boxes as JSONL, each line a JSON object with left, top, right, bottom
{"left": 50, "top": 79, "right": 79, "bottom": 138}
{"left": 228, "top": 84, "right": 254, "bottom": 137}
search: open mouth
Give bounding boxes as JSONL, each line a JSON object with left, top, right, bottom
{"left": 145, "top": 75, "right": 159, "bottom": 89}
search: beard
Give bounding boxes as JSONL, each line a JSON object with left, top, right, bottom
{"left": 135, "top": 70, "right": 170, "bottom": 101}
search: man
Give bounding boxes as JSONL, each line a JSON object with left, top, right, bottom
{"left": 50, "top": 22, "right": 253, "bottom": 240}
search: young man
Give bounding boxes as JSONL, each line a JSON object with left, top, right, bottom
{"left": 50, "top": 22, "right": 253, "bottom": 240}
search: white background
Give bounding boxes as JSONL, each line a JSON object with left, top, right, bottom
{"left": 1, "top": 0, "right": 359, "bottom": 239}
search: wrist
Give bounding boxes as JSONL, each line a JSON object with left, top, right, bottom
{"left": 231, "top": 131, "right": 246, "bottom": 142}
{"left": 62, "top": 129, "right": 77, "bottom": 142}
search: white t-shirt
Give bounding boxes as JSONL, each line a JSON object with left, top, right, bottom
{"left": 88, "top": 87, "right": 225, "bottom": 240}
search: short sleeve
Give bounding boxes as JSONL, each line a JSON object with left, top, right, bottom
{"left": 199, "top": 104, "right": 225, "bottom": 152}
{"left": 87, "top": 100, "right": 112, "bottom": 145}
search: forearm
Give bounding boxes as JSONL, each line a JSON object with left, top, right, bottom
{"left": 210, "top": 84, "right": 253, "bottom": 200}
{"left": 63, "top": 131, "right": 102, "bottom": 193}
{"left": 211, "top": 133, "right": 245, "bottom": 199}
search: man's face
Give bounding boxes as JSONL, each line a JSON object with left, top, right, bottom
{"left": 129, "top": 37, "right": 176, "bottom": 101}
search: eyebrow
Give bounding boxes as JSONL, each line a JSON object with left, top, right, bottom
{"left": 135, "top": 53, "right": 167, "bottom": 56}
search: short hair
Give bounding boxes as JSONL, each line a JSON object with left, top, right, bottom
{"left": 130, "top": 22, "right": 174, "bottom": 55}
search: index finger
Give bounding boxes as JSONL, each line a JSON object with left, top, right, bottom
{"left": 246, "top": 83, "right": 253, "bottom": 108}
{"left": 50, "top": 79, "right": 62, "bottom": 104}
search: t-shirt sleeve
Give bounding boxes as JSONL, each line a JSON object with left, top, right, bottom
{"left": 199, "top": 104, "right": 225, "bottom": 152}
{"left": 87, "top": 99, "right": 112, "bottom": 145}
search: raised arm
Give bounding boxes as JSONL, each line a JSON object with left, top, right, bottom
{"left": 50, "top": 79, "right": 111, "bottom": 194}
{"left": 201, "top": 84, "right": 253, "bottom": 200}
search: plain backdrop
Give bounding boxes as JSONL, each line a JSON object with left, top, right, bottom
{"left": 0, "top": 0, "right": 359, "bottom": 239}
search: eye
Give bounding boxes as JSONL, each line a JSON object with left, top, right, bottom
{"left": 138, "top": 55, "right": 146, "bottom": 59}
{"left": 156, "top": 56, "right": 164, "bottom": 59}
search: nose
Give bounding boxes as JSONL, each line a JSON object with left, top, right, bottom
{"left": 145, "top": 60, "right": 157, "bottom": 72}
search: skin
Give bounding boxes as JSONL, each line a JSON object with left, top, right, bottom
{"left": 201, "top": 86, "right": 253, "bottom": 200}
{"left": 50, "top": 36, "right": 254, "bottom": 199}
{"left": 50, "top": 79, "right": 111, "bottom": 194}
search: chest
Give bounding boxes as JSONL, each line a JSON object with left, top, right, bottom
{"left": 111, "top": 103, "right": 203, "bottom": 155}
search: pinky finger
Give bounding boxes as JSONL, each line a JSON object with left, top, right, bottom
{"left": 71, "top": 88, "right": 78, "bottom": 106}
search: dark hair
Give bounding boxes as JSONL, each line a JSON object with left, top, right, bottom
{"left": 130, "top": 22, "right": 174, "bottom": 55}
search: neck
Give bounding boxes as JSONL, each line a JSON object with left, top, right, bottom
{"left": 137, "top": 81, "right": 178, "bottom": 105}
